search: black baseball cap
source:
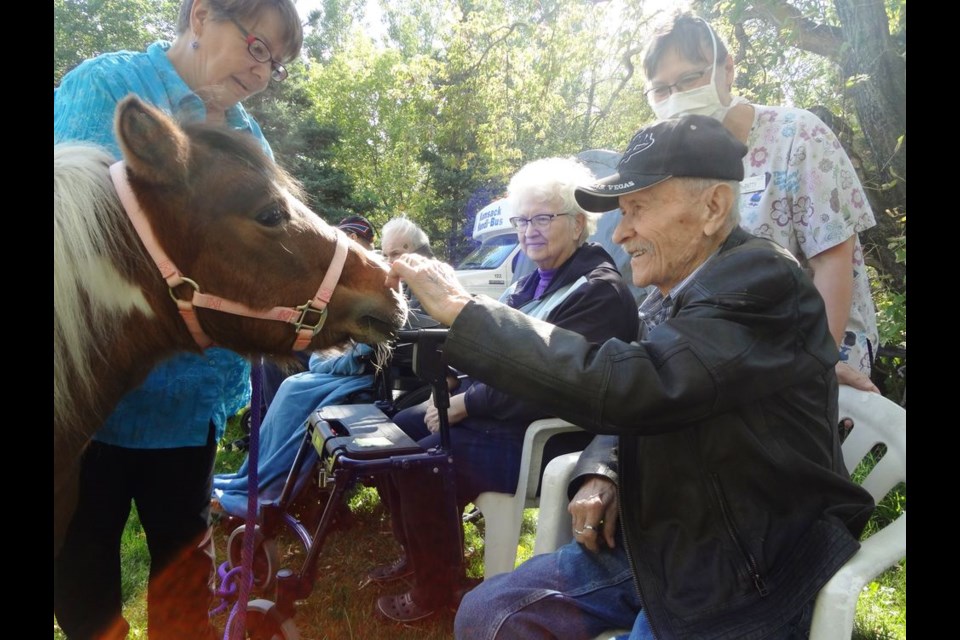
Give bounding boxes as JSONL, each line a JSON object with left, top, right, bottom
{"left": 574, "top": 115, "right": 748, "bottom": 213}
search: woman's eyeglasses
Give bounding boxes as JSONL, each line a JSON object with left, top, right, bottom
{"left": 644, "top": 65, "right": 714, "bottom": 102}
{"left": 509, "top": 213, "right": 572, "bottom": 231}
{"left": 229, "top": 17, "right": 288, "bottom": 82}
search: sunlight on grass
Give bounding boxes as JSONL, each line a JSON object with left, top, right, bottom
{"left": 853, "top": 561, "right": 906, "bottom": 640}
{"left": 847, "top": 443, "right": 907, "bottom": 639}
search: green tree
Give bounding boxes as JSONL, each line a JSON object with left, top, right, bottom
{"left": 302, "top": 40, "right": 441, "bottom": 234}
{"left": 54, "top": 0, "right": 180, "bottom": 84}
{"left": 354, "top": 0, "right": 665, "bottom": 257}
{"left": 243, "top": 63, "right": 377, "bottom": 222}
{"left": 302, "top": 0, "right": 368, "bottom": 61}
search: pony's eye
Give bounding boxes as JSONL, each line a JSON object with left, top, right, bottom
{"left": 254, "top": 206, "right": 286, "bottom": 227}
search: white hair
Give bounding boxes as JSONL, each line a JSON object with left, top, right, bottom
{"left": 381, "top": 216, "right": 430, "bottom": 251}
{"left": 507, "top": 157, "right": 598, "bottom": 244}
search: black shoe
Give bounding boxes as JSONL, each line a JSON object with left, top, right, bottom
{"left": 226, "top": 436, "right": 250, "bottom": 452}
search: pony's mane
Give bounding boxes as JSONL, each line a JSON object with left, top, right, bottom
{"left": 54, "top": 143, "right": 152, "bottom": 434}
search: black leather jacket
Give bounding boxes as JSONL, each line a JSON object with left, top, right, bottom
{"left": 462, "top": 242, "right": 638, "bottom": 425}
{"left": 444, "top": 228, "right": 875, "bottom": 639}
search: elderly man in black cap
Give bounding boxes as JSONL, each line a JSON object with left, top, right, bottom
{"left": 387, "top": 115, "right": 875, "bottom": 640}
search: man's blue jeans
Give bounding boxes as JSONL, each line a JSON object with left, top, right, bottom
{"left": 454, "top": 537, "right": 653, "bottom": 640}
{"left": 455, "top": 535, "right": 816, "bottom": 640}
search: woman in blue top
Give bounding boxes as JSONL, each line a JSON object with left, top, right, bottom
{"left": 53, "top": 2, "right": 302, "bottom": 638}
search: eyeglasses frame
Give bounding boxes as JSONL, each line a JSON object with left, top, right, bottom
{"left": 508, "top": 212, "right": 573, "bottom": 231}
{"left": 228, "top": 16, "right": 288, "bottom": 82}
{"left": 644, "top": 65, "right": 715, "bottom": 102}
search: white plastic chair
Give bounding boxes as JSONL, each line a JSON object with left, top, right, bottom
{"left": 532, "top": 451, "right": 582, "bottom": 557}
{"left": 534, "top": 386, "right": 906, "bottom": 640}
{"left": 809, "top": 385, "right": 906, "bottom": 639}
{"left": 474, "top": 418, "right": 585, "bottom": 577}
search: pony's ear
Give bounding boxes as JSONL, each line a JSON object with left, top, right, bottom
{"left": 114, "top": 95, "right": 190, "bottom": 186}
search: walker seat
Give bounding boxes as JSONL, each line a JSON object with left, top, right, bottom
{"left": 311, "top": 404, "right": 423, "bottom": 460}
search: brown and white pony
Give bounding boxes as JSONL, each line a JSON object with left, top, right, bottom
{"left": 54, "top": 96, "right": 406, "bottom": 555}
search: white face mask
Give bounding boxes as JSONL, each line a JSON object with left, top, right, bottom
{"left": 649, "top": 19, "right": 741, "bottom": 122}
{"left": 651, "top": 74, "right": 725, "bottom": 120}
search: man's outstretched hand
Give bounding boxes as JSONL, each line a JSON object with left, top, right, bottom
{"left": 387, "top": 254, "right": 473, "bottom": 326}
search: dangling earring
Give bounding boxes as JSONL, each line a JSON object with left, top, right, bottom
{"left": 191, "top": 40, "right": 199, "bottom": 50}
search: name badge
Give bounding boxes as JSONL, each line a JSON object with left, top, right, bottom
{"left": 741, "top": 173, "right": 768, "bottom": 194}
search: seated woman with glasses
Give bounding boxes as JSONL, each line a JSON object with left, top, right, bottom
{"left": 53, "top": 1, "right": 302, "bottom": 638}
{"left": 371, "top": 157, "right": 640, "bottom": 623}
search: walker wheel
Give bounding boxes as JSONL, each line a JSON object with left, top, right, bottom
{"left": 227, "top": 525, "right": 279, "bottom": 593}
{"left": 240, "top": 407, "right": 253, "bottom": 435}
{"left": 244, "top": 599, "right": 300, "bottom": 640}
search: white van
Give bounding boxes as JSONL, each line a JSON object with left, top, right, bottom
{"left": 454, "top": 198, "right": 521, "bottom": 300}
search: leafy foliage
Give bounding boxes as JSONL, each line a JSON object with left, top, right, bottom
{"left": 242, "top": 62, "right": 377, "bottom": 223}
{"left": 54, "top": 0, "right": 180, "bottom": 83}
{"left": 873, "top": 215, "right": 906, "bottom": 348}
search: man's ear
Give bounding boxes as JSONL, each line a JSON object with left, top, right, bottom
{"left": 702, "top": 183, "right": 735, "bottom": 237}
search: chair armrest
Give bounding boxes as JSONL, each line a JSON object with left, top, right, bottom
{"left": 533, "top": 451, "right": 582, "bottom": 556}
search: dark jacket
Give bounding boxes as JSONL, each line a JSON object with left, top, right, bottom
{"left": 443, "top": 228, "right": 875, "bottom": 639}
{"left": 461, "top": 242, "right": 638, "bottom": 425}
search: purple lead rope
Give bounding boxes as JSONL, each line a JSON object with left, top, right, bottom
{"left": 223, "top": 364, "right": 263, "bottom": 640}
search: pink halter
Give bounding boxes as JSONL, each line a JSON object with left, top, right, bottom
{"left": 109, "top": 161, "right": 348, "bottom": 351}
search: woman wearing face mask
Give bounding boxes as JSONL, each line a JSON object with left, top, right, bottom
{"left": 642, "top": 11, "right": 880, "bottom": 393}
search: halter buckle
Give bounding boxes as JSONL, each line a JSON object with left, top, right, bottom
{"left": 292, "top": 301, "right": 329, "bottom": 336}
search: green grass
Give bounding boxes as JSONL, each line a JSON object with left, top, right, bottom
{"left": 853, "top": 560, "right": 906, "bottom": 640}
{"left": 55, "top": 414, "right": 906, "bottom": 639}
{"left": 847, "top": 445, "right": 906, "bottom": 640}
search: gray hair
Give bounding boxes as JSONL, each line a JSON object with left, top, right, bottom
{"left": 381, "top": 216, "right": 430, "bottom": 252}
{"left": 674, "top": 177, "right": 741, "bottom": 230}
{"left": 176, "top": 0, "right": 304, "bottom": 62}
{"left": 507, "top": 157, "right": 598, "bottom": 244}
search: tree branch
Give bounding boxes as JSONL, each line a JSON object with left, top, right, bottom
{"left": 741, "top": 0, "right": 844, "bottom": 61}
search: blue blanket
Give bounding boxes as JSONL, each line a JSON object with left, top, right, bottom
{"left": 213, "top": 344, "right": 375, "bottom": 517}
